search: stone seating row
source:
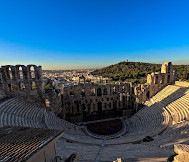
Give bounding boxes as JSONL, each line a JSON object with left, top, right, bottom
{"left": 152, "top": 85, "right": 180, "bottom": 102}
{"left": 0, "top": 97, "right": 85, "bottom": 137}
{"left": 44, "top": 111, "right": 84, "bottom": 135}
{"left": 151, "top": 86, "right": 189, "bottom": 124}
{"left": 0, "top": 97, "right": 44, "bottom": 128}
{"left": 137, "top": 86, "right": 189, "bottom": 149}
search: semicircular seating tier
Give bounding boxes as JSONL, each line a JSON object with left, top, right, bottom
{"left": 0, "top": 85, "right": 189, "bottom": 147}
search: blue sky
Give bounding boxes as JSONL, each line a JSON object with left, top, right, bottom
{"left": 0, "top": 0, "right": 189, "bottom": 69}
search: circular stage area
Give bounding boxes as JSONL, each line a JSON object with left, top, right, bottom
{"left": 85, "top": 119, "right": 127, "bottom": 139}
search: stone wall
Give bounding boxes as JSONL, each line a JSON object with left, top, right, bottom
{"left": 135, "top": 62, "right": 174, "bottom": 104}
{"left": 0, "top": 65, "right": 45, "bottom": 104}
{"left": 0, "top": 72, "right": 6, "bottom": 99}
{"left": 45, "top": 88, "right": 62, "bottom": 114}
{"left": 61, "top": 82, "right": 136, "bottom": 121}
{"left": 0, "top": 62, "right": 176, "bottom": 122}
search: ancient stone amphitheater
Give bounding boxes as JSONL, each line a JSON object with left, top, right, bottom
{"left": 1, "top": 63, "right": 189, "bottom": 161}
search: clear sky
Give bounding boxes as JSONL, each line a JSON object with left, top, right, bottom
{"left": 0, "top": 0, "right": 189, "bottom": 70}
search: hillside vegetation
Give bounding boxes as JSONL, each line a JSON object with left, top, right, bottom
{"left": 92, "top": 62, "right": 189, "bottom": 84}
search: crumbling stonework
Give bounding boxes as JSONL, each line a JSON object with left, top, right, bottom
{"left": 135, "top": 62, "right": 174, "bottom": 104}
{"left": 45, "top": 88, "right": 62, "bottom": 113}
{"left": 61, "top": 82, "right": 136, "bottom": 122}
{"left": 0, "top": 62, "right": 175, "bottom": 123}
{"left": 0, "top": 65, "right": 45, "bottom": 105}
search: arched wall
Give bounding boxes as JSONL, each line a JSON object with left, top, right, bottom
{"left": 0, "top": 64, "right": 44, "bottom": 103}
{"left": 62, "top": 82, "right": 136, "bottom": 120}
{"left": 135, "top": 62, "right": 175, "bottom": 104}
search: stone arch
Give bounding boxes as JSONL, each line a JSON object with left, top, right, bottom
{"left": 90, "top": 88, "right": 95, "bottom": 96}
{"left": 97, "top": 102, "right": 102, "bottom": 113}
{"left": 109, "top": 102, "right": 112, "bottom": 109}
{"left": 8, "top": 83, "right": 14, "bottom": 91}
{"left": 113, "top": 87, "right": 116, "bottom": 94}
{"left": 81, "top": 89, "right": 85, "bottom": 97}
{"left": 31, "top": 81, "right": 37, "bottom": 90}
{"left": 15, "top": 65, "right": 25, "bottom": 79}
{"left": 45, "top": 99, "right": 50, "bottom": 107}
{"left": 103, "top": 88, "right": 107, "bottom": 95}
{"left": 7, "top": 67, "right": 13, "bottom": 79}
{"left": 113, "top": 100, "right": 117, "bottom": 110}
{"left": 28, "top": 65, "right": 37, "bottom": 79}
{"left": 104, "top": 102, "right": 107, "bottom": 109}
{"left": 97, "top": 88, "right": 102, "bottom": 96}
{"left": 93, "top": 103, "right": 96, "bottom": 111}
{"left": 19, "top": 82, "right": 25, "bottom": 91}
{"left": 18, "top": 66, "right": 24, "bottom": 79}
{"left": 30, "top": 66, "right": 35, "bottom": 78}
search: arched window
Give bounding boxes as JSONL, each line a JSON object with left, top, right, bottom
{"left": 90, "top": 88, "right": 95, "bottom": 96}
{"left": 81, "top": 89, "right": 85, "bottom": 97}
{"left": 97, "top": 88, "right": 102, "bottom": 96}
{"left": 31, "top": 81, "right": 37, "bottom": 90}
{"left": 19, "top": 82, "right": 25, "bottom": 91}
{"left": 30, "top": 66, "right": 35, "bottom": 79}
{"left": 113, "top": 87, "right": 116, "bottom": 94}
{"left": 103, "top": 88, "right": 107, "bottom": 95}
{"left": 8, "top": 84, "right": 14, "bottom": 91}
{"left": 161, "top": 75, "right": 165, "bottom": 84}
{"left": 19, "top": 66, "right": 23, "bottom": 79}
{"left": 45, "top": 99, "right": 50, "bottom": 107}
{"left": 8, "top": 67, "right": 13, "bottom": 79}
{"left": 70, "top": 91, "right": 75, "bottom": 96}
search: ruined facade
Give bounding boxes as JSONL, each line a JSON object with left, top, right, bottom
{"left": 0, "top": 62, "right": 175, "bottom": 122}
{"left": 134, "top": 62, "right": 174, "bottom": 104}
{"left": 61, "top": 83, "right": 136, "bottom": 122}
{"left": 0, "top": 65, "right": 45, "bottom": 104}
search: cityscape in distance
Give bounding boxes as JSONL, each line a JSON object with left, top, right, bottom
{"left": 1, "top": 1, "right": 189, "bottom": 162}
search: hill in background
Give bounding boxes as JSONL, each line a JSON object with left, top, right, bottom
{"left": 92, "top": 62, "right": 189, "bottom": 84}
